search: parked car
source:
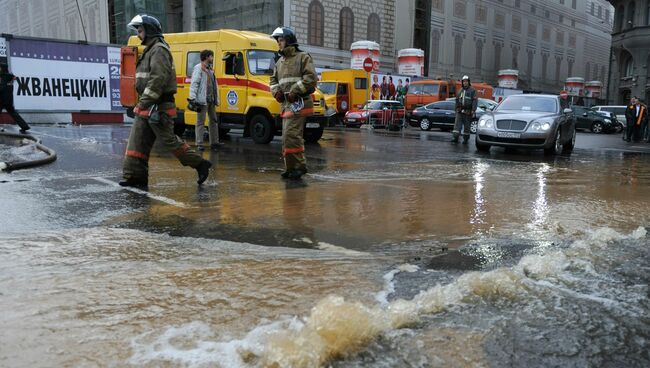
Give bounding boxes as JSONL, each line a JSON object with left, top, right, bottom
{"left": 593, "top": 110, "right": 624, "bottom": 133}
{"left": 410, "top": 98, "right": 498, "bottom": 133}
{"left": 571, "top": 106, "right": 620, "bottom": 133}
{"left": 475, "top": 94, "right": 576, "bottom": 155}
{"left": 592, "top": 105, "right": 628, "bottom": 127}
{"left": 344, "top": 100, "right": 406, "bottom": 130}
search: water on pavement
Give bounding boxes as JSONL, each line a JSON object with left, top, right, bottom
{"left": 1, "top": 125, "right": 649, "bottom": 367}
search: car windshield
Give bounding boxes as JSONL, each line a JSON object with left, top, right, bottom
{"left": 497, "top": 96, "right": 557, "bottom": 113}
{"left": 247, "top": 50, "right": 277, "bottom": 75}
{"left": 317, "top": 82, "right": 336, "bottom": 94}
{"left": 363, "top": 101, "right": 383, "bottom": 109}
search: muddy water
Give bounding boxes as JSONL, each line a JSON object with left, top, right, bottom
{"left": 1, "top": 130, "right": 650, "bottom": 367}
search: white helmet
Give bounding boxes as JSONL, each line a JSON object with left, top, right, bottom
{"left": 462, "top": 75, "right": 470, "bottom": 81}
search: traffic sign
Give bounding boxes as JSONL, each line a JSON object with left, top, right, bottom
{"left": 363, "top": 57, "right": 374, "bottom": 73}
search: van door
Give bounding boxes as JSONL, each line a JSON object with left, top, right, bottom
{"left": 221, "top": 51, "right": 247, "bottom": 123}
{"left": 337, "top": 83, "right": 350, "bottom": 113}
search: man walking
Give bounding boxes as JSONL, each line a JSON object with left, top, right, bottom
{"left": 0, "top": 64, "right": 30, "bottom": 134}
{"left": 625, "top": 96, "right": 648, "bottom": 143}
{"left": 270, "top": 26, "right": 317, "bottom": 180}
{"left": 189, "top": 49, "right": 222, "bottom": 150}
{"left": 120, "top": 14, "right": 211, "bottom": 188}
{"left": 452, "top": 75, "right": 478, "bottom": 144}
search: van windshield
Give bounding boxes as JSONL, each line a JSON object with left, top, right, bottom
{"left": 247, "top": 50, "right": 277, "bottom": 75}
{"left": 317, "top": 82, "right": 336, "bottom": 95}
{"left": 408, "top": 83, "right": 439, "bottom": 95}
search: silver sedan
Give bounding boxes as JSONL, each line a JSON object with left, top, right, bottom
{"left": 475, "top": 94, "right": 576, "bottom": 155}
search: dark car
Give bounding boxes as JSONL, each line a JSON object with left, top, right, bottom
{"left": 476, "top": 94, "right": 576, "bottom": 155}
{"left": 571, "top": 106, "right": 620, "bottom": 133}
{"left": 410, "top": 98, "right": 497, "bottom": 133}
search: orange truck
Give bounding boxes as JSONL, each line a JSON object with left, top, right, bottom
{"left": 404, "top": 79, "right": 494, "bottom": 114}
{"left": 120, "top": 29, "right": 327, "bottom": 143}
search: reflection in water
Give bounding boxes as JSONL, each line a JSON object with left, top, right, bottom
{"left": 470, "top": 161, "right": 489, "bottom": 234}
{"left": 531, "top": 163, "right": 550, "bottom": 232}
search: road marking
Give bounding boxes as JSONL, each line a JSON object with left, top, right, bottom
{"left": 92, "top": 177, "right": 191, "bottom": 208}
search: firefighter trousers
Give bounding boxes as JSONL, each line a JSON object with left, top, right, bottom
{"left": 123, "top": 112, "right": 203, "bottom": 181}
{"left": 453, "top": 112, "right": 472, "bottom": 140}
{"left": 282, "top": 115, "right": 306, "bottom": 171}
{"left": 0, "top": 98, "right": 30, "bottom": 131}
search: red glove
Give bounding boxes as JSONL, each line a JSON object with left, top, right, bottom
{"left": 286, "top": 92, "right": 298, "bottom": 103}
{"left": 274, "top": 91, "right": 285, "bottom": 103}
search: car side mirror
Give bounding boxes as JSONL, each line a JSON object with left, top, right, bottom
{"left": 563, "top": 108, "right": 572, "bottom": 114}
{"left": 582, "top": 112, "right": 588, "bottom": 117}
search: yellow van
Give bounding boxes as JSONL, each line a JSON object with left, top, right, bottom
{"left": 120, "top": 29, "right": 326, "bottom": 143}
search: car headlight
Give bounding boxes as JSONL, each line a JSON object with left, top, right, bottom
{"left": 361, "top": 112, "right": 368, "bottom": 117}
{"left": 479, "top": 117, "right": 493, "bottom": 128}
{"left": 529, "top": 119, "right": 552, "bottom": 131}
{"left": 604, "top": 119, "right": 611, "bottom": 123}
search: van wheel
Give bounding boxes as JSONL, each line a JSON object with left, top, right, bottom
{"left": 250, "top": 114, "right": 274, "bottom": 144}
{"left": 304, "top": 127, "right": 324, "bottom": 143}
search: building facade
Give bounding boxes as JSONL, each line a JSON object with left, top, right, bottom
{"left": 394, "top": 0, "right": 614, "bottom": 94}
{"left": 608, "top": 0, "right": 650, "bottom": 104}
{"left": 0, "top": 0, "right": 110, "bottom": 43}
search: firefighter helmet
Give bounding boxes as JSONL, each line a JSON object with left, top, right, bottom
{"left": 271, "top": 27, "right": 298, "bottom": 46}
{"left": 127, "top": 14, "right": 163, "bottom": 38}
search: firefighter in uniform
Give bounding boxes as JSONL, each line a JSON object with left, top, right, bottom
{"left": 120, "top": 15, "right": 211, "bottom": 188}
{"left": 452, "top": 75, "right": 478, "bottom": 144}
{"left": 270, "top": 27, "right": 317, "bottom": 180}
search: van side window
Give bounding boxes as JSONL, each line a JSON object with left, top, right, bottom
{"left": 354, "top": 78, "right": 367, "bottom": 89}
{"left": 187, "top": 52, "right": 201, "bottom": 77}
{"left": 440, "top": 85, "right": 447, "bottom": 95}
{"left": 224, "top": 52, "right": 245, "bottom": 75}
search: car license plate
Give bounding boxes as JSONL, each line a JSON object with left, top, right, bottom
{"left": 306, "top": 123, "right": 320, "bottom": 128}
{"left": 347, "top": 119, "right": 356, "bottom": 122}
{"left": 497, "top": 131, "right": 521, "bottom": 138}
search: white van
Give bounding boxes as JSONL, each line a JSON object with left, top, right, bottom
{"left": 592, "top": 105, "right": 627, "bottom": 126}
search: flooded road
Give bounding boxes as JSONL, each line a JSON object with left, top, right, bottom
{"left": 1, "top": 125, "right": 649, "bottom": 367}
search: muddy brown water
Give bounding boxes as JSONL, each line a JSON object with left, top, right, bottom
{"left": 1, "top": 127, "right": 649, "bottom": 367}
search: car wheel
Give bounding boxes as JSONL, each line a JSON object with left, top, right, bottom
{"left": 250, "top": 114, "right": 274, "bottom": 144}
{"left": 419, "top": 118, "right": 431, "bottom": 131}
{"left": 591, "top": 121, "right": 604, "bottom": 134}
{"left": 562, "top": 128, "right": 576, "bottom": 153}
{"left": 304, "top": 127, "right": 324, "bottom": 143}
{"left": 544, "top": 129, "right": 562, "bottom": 156}
{"left": 470, "top": 120, "right": 478, "bottom": 134}
{"left": 476, "top": 140, "right": 491, "bottom": 153}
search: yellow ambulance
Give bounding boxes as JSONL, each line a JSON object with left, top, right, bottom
{"left": 120, "top": 29, "right": 327, "bottom": 143}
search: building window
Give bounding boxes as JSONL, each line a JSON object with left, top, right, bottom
{"left": 433, "top": 0, "right": 444, "bottom": 12}
{"left": 571, "top": 19, "right": 576, "bottom": 27}
{"left": 494, "top": 43, "right": 502, "bottom": 71}
{"left": 367, "top": 13, "right": 381, "bottom": 43}
{"left": 555, "top": 57, "right": 562, "bottom": 82}
{"left": 568, "top": 59, "right": 574, "bottom": 76}
{"left": 512, "top": 46, "right": 519, "bottom": 68}
{"left": 543, "top": 26, "right": 551, "bottom": 42}
{"left": 476, "top": 5, "right": 487, "bottom": 24}
{"left": 475, "top": 40, "right": 484, "bottom": 70}
{"left": 569, "top": 33, "right": 576, "bottom": 47}
{"left": 626, "top": 2, "right": 635, "bottom": 29}
{"left": 572, "top": 0, "right": 576, "bottom": 10}
{"left": 559, "top": 15, "right": 563, "bottom": 24}
{"left": 531, "top": 4, "right": 536, "bottom": 14}
{"left": 495, "top": 12, "right": 505, "bottom": 29}
{"left": 560, "top": 0, "right": 564, "bottom": 4}
{"left": 615, "top": 5, "right": 624, "bottom": 31}
{"left": 512, "top": 16, "right": 521, "bottom": 33}
{"left": 454, "top": 35, "right": 463, "bottom": 71}
{"left": 591, "top": 3, "right": 595, "bottom": 15}
{"left": 600, "top": 65, "right": 606, "bottom": 81}
{"left": 542, "top": 54, "right": 549, "bottom": 81}
{"left": 606, "top": 9, "right": 610, "bottom": 23}
{"left": 593, "top": 64, "right": 598, "bottom": 81}
{"left": 515, "top": 0, "right": 520, "bottom": 8}
{"left": 545, "top": 10, "right": 550, "bottom": 19}
{"left": 585, "top": 62, "right": 591, "bottom": 80}
{"left": 431, "top": 30, "right": 441, "bottom": 63}
{"left": 556, "top": 31, "right": 564, "bottom": 45}
{"left": 647, "top": 3, "right": 650, "bottom": 25}
{"left": 598, "top": 6, "right": 602, "bottom": 18}
{"left": 308, "top": 0, "right": 324, "bottom": 46}
{"left": 528, "top": 22, "right": 537, "bottom": 37}
{"left": 454, "top": 1, "right": 466, "bottom": 19}
{"left": 623, "top": 55, "right": 634, "bottom": 77}
{"left": 527, "top": 50, "right": 535, "bottom": 83}
{"left": 339, "top": 7, "right": 354, "bottom": 50}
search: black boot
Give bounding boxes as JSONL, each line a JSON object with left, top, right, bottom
{"left": 119, "top": 178, "right": 148, "bottom": 189}
{"left": 286, "top": 167, "right": 308, "bottom": 180}
{"left": 462, "top": 136, "right": 469, "bottom": 144}
{"left": 196, "top": 159, "right": 212, "bottom": 184}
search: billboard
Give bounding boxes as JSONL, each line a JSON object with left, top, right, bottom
{"left": 8, "top": 38, "right": 124, "bottom": 112}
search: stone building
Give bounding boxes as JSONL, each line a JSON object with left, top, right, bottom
{"left": 0, "top": 0, "right": 110, "bottom": 43}
{"left": 395, "top": 0, "right": 614, "bottom": 94}
{"left": 608, "top": 0, "right": 650, "bottom": 104}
